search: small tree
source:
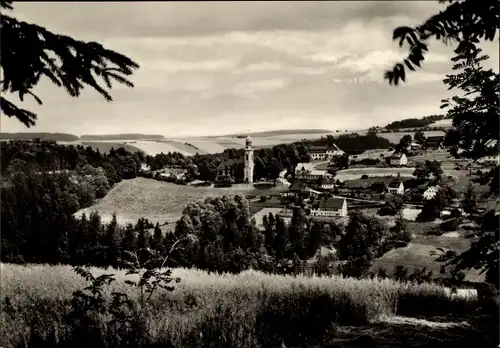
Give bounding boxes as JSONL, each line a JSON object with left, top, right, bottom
{"left": 462, "top": 183, "right": 478, "bottom": 215}
{"left": 414, "top": 130, "right": 427, "bottom": 149}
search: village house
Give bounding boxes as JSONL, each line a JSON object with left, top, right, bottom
{"left": 295, "top": 162, "right": 314, "bottom": 175}
{"left": 370, "top": 181, "right": 389, "bottom": 193}
{"left": 295, "top": 163, "right": 333, "bottom": 181}
{"left": 426, "top": 135, "right": 445, "bottom": 149}
{"left": 308, "top": 189, "right": 323, "bottom": 200}
{"left": 308, "top": 145, "right": 344, "bottom": 161}
{"left": 309, "top": 197, "right": 348, "bottom": 218}
{"left": 478, "top": 154, "right": 500, "bottom": 166}
{"left": 408, "top": 142, "right": 421, "bottom": 151}
{"left": 320, "top": 177, "right": 336, "bottom": 190}
{"left": 389, "top": 152, "right": 408, "bottom": 167}
{"left": 281, "top": 181, "right": 309, "bottom": 198}
{"left": 387, "top": 181, "right": 405, "bottom": 195}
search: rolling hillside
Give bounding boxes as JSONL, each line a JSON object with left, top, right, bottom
{"left": 74, "top": 178, "right": 285, "bottom": 225}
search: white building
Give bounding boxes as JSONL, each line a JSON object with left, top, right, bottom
{"left": 389, "top": 153, "right": 408, "bottom": 166}
{"left": 478, "top": 154, "right": 500, "bottom": 166}
{"left": 295, "top": 162, "right": 315, "bottom": 174}
{"left": 423, "top": 185, "right": 441, "bottom": 200}
{"left": 308, "top": 145, "right": 344, "bottom": 161}
{"left": 387, "top": 181, "right": 405, "bottom": 195}
{"left": 310, "top": 197, "right": 348, "bottom": 218}
{"left": 243, "top": 136, "right": 254, "bottom": 183}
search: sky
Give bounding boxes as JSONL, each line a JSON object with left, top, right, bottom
{"left": 2, "top": 1, "right": 499, "bottom": 137}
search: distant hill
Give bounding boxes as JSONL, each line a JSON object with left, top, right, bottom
{"left": 384, "top": 115, "right": 451, "bottom": 130}
{"left": 0, "top": 132, "right": 80, "bottom": 141}
{"left": 220, "top": 129, "right": 333, "bottom": 138}
{"left": 80, "top": 134, "right": 165, "bottom": 141}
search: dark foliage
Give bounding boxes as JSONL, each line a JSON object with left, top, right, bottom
{"left": 384, "top": 0, "right": 499, "bottom": 85}
{"left": 385, "top": 115, "right": 448, "bottom": 130}
{"left": 307, "top": 133, "right": 392, "bottom": 155}
{"left": 0, "top": 132, "right": 80, "bottom": 141}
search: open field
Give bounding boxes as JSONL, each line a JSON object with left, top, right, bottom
{"left": 371, "top": 219, "right": 485, "bottom": 283}
{"left": 376, "top": 131, "right": 446, "bottom": 144}
{"left": 371, "top": 242, "right": 483, "bottom": 283}
{"left": 53, "top": 131, "right": 329, "bottom": 156}
{"left": 75, "top": 178, "right": 286, "bottom": 225}
{"left": 1, "top": 263, "right": 486, "bottom": 348}
{"left": 429, "top": 119, "right": 453, "bottom": 128}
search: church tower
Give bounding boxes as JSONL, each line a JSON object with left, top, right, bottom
{"left": 243, "top": 136, "right": 254, "bottom": 183}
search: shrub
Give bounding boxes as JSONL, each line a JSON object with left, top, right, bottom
{"left": 440, "top": 218, "right": 460, "bottom": 232}
{"left": 361, "top": 174, "right": 369, "bottom": 179}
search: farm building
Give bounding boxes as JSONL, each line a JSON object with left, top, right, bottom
{"left": 295, "top": 162, "right": 314, "bottom": 174}
{"left": 281, "top": 181, "right": 309, "bottom": 198}
{"left": 387, "top": 181, "right": 405, "bottom": 195}
{"left": 426, "top": 136, "right": 445, "bottom": 149}
{"left": 320, "top": 177, "right": 336, "bottom": 190}
{"left": 341, "top": 177, "right": 397, "bottom": 194}
{"left": 308, "top": 189, "right": 322, "bottom": 198}
{"left": 308, "top": 145, "right": 344, "bottom": 160}
{"left": 409, "top": 142, "right": 421, "bottom": 150}
{"left": 295, "top": 163, "right": 333, "bottom": 181}
{"left": 389, "top": 153, "right": 408, "bottom": 166}
{"left": 478, "top": 154, "right": 500, "bottom": 166}
{"left": 310, "top": 197, "right": 348, "bottom": 218}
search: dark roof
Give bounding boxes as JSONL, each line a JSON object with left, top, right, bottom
{"left": 217, "top": 158, "right": 244, "bottom": 170}
{"left": 390, "top": 152, "right": 405, "bottom": 159}
{"left": 321, "top": 177, "right": 336, "bottom": 185}
{"left": 316, "top": 197, "right": 345, "bottom": 210}
{"left": 309, "top": 145, "right": 339, "bottom": 153}
{"left": 370, "top": 182, "right": 388, "bottom": 190}
{"left": 426, "top": 136, "right": 444, "bottom": 143}
{"left": 289, "top": 181, "right": 307, "bottom": 192}
{"left": 388, "top": 181, "right": 403, "bottom": 188}
{"left": 344, "top": 177, "right": 394, "bottom": 189}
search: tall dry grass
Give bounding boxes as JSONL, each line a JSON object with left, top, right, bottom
{"left": 0, "top": 263, "right": 477, "bottom": 348}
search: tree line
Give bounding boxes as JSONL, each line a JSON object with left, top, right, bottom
{"left": 0, "top": 162, "right": 412, "bottom": 277}
{"left": 384, "top": 114, "right": 450, "bottom": 130}
{"left": 1, "top": 140, "right": 144, "bottom": 185}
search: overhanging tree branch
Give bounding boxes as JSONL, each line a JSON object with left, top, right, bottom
{"left": 0, "top": 1, "right": 140, "bottom": 127}
{"left": 384, "top": 0, "right": 499, "bottom": 85}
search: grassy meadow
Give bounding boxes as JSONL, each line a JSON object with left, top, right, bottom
{"left": 0, "top": 263, "right": 482, "bottom": 348}
{"left": 74, "top": 178, "right": 287, "bottom": 224}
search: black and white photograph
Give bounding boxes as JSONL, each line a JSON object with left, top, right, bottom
{"left": 1, "top": 1, "right": 499, "bottom": 347}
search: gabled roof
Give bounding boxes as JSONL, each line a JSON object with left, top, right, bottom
{"left": 315, "top": 197, "right": 345, "bottom": 210}
{"left": 217, "top": 158, "right": 244, "bottom": 170}
{"left": 388, "top": 181, "right": 403, "bottom": 188}
{"left": 426, "top": 135, "right": 444, "bottom": 142}
{"left": 321, "top": 177, "right": 336, "bottom": 185}
{"left": 289, "top": 181, "right": 307, "bottom": 192}
{"left": 309, "top": 144, "right": 342, "bottom": 153}
{"left": 295, "top": 162, "right": 314, "bottom": 172}
{"left": 390, "top": 152, "right": 405, "bottom": 159}
{"left": 309, "top": 145, "right": 328, "bottom": 152}
{"left": 370, "top": 182, "right": 388, "bottom": 190}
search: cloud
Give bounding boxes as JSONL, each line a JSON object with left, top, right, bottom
{"left": 2, "top": 2, "right": 498, "bottom": 137}
{"left": 9, "top": 2, "right": 443, "bottom": 39}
